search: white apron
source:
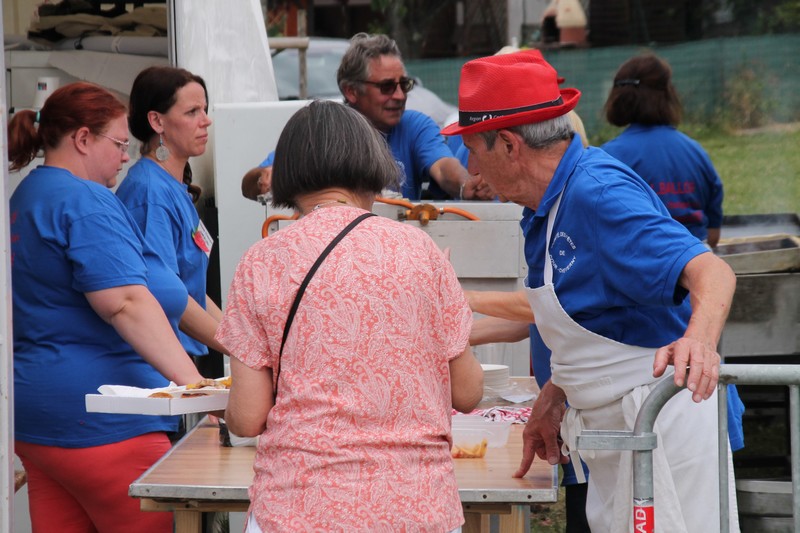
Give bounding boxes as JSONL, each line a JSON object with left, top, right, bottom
{"left": 525, "top": 194, "right": 738, "bottom": 533}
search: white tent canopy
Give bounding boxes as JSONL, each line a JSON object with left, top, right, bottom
{"left": 1, "top": 1, "right": 278, "bottom": 529}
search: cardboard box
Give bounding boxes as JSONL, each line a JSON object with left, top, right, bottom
{"left": 85, "top": 392, "right": 228, "bottom": 416}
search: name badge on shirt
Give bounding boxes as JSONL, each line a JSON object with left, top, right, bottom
{"left": 193, "top": 220, "right": 214, "bottom": 258}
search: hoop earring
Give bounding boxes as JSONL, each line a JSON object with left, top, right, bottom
{"left": 155, "top": 134, "right": 170, "bottom": 162}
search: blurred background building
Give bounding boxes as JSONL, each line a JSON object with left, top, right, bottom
{"left": 258, "top": 0, "right": 800, "bottom": 136}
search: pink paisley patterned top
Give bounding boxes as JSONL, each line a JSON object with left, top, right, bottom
{"left": 217, "top": 206, "right": 471, "bottom": 532}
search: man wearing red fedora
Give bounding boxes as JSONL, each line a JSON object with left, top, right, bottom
{"left": 445, "top": 50, "right": 740, "bottom": 532}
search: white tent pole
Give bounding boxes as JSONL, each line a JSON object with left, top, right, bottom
{"left": 168, "top": 0, "right": 178, "bottom": 67}
{"left": 1, "top": 5, "right": 16, "bottom": 530}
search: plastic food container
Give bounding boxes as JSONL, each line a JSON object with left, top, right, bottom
{"left": 450, "top": 415, "right": 513, "bottom": 458}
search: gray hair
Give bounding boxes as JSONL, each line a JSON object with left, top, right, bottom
{"left": 478, "top": 114, "right": 574, "bottom": 150}
{"left": 271, "top": 100, "right": 400, "bottom": 209}
{"left": 337, "top": 33, "right": 403, "bottom": 97}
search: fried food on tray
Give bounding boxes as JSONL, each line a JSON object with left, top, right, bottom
{"left": 186, "top": 378, "right": 219, "bottom": 390}
{"left": 185, "top": 376, "right": 232, "bottom": 390}
{"left": 145, "top": 376, "right": 231, "bottom": 399}
{"left": 451, "top": 438, "right": 488, "bottom": 459}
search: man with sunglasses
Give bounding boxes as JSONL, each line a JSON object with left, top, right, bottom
{"left": 242, "top": 33, "right": 494, "bottom": 202}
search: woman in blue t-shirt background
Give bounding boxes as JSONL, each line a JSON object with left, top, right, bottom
{"left": 601, "top": 53, "right": 725, "bottom": 248}
{"left": 600, "top": 53, "right": 743, "bottom": 450}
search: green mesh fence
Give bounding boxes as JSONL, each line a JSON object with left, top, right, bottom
{"left": 406, "top": 34, "right": 800, "bottom": 137}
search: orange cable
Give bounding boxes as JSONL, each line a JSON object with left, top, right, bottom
{"left": 375, "top": 196, "right": 415, "bottom": 209}
{"left": 261, "top": 212, "right": 300, "bottom": 238}
{"left": 440, "top": 206, "right": 480, "bottom": 221}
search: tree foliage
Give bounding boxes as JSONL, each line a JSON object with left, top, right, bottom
{"left": 369, "top": 0, "right": 457, "bottom": 58}
{"left": 723, "top": 0, "right": 800, "bottom": 34}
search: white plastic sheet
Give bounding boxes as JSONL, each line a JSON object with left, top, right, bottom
{"left": 173, "top": 0, "right": 277, "bottom": 105}
{"left": 171, "top": 0, "right": 279, "bottom": 242}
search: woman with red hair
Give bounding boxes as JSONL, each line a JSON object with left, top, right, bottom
{"left": 9, "top": 82, "right": 205, "bottom": 532}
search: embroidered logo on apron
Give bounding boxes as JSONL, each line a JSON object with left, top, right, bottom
{"left": 550, "top": 230, "right": 577, "bottom": 273}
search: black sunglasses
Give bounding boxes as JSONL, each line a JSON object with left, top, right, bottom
{"left": 359, "top": 77, "right": 416, "bottom": 95}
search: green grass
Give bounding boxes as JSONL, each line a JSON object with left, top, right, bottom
{"left": 700, "top": 126, "right": 800, "bottom": 215}
{"left": 593, "top": 123, "right": 800, "bottom": 217}
{"left": 530, "top": 486, "right": 567, "bottom": 532}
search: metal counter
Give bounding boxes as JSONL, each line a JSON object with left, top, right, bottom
{"left": 716, "top": 213, "right": 799, "bottom": 360}
{"left": 719, "top": 272, "right": 800, "bottom": 360}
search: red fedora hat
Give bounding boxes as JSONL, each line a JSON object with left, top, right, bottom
{"left": 441, "top": 50, "right": 580, "bottom": 136}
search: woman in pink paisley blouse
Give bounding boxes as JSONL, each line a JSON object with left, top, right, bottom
{"left": 216, "top": 100, "right": 484, "bottom": 533}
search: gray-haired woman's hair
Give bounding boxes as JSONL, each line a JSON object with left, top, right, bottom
{"left": 336, "top": 33, "right": 402, "bottom": 96}
{"left": 478, "top": 114, "right": 574, "bottom": 151}
{"left": 271, "top": 100, "right": 400, "bottom": 209}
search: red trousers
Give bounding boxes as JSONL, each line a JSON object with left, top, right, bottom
{"left": 16, "top": 433, "right": 172, "bottom": 533}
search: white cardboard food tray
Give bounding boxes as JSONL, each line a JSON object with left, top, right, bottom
{"left": 86, "top": 392, "right": 228, "bottom": 416}
{"left": 85, "top": 381, "right": 230, "bottom": 416}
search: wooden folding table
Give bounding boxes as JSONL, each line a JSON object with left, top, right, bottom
{"left": 131, "top": 391, "right": 557, "bottom": 533}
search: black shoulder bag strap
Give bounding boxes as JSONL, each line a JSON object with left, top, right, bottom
{"left": 274, "top": 212, "right": 376, "bottom": 399}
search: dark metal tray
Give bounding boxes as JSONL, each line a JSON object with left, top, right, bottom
{"left": 722, "top": 213, "right": 800, "bottom": 239}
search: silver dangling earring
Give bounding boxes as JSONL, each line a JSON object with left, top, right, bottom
{"left": 155, "top": 134, "right": 170, "bottom": 162}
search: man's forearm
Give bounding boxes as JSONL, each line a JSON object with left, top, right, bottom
{"left": 430, "top": 157, "right": 469, "bottom": 199}
{"left": 467, "top": 290, "right": 534, "bottom": 322}
{"left": 470, "top": 316, "right": 530, "bottom": 345}
{"left": 681, "top": 252, "right": 736, "bottom": 346}
{"left": 653, "top": 251, "right": 736, "bottom": 401}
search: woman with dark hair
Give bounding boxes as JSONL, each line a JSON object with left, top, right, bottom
{"left": 217, "top": 100, "right": 484, "bottom": 533}
{"left": 9, "top": 82, "right": 205, "bottom": 532}
{"left": 117, "top": 66, "right": 224, "bottom": 375}
{"left": 601, "top": 53, "right": 725, "bottom": 247}
{"left": 602, "top": 54, "right": 745, "bottom": 458}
